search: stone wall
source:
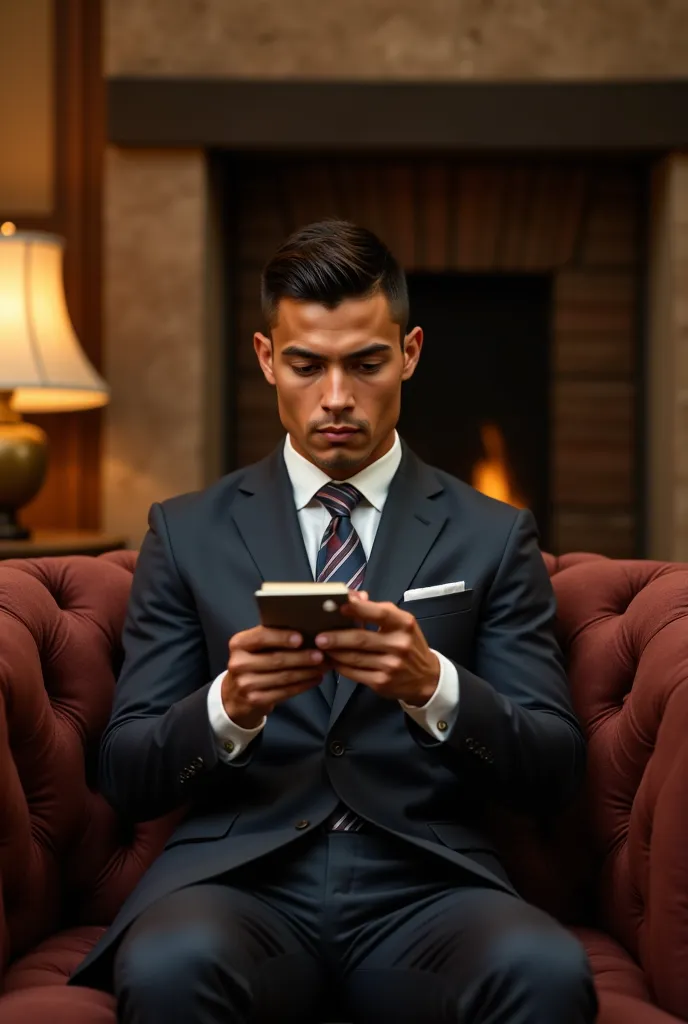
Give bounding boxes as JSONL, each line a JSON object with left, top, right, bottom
{"left": 106, "top": 0, "right": 688, "bottom": 80}
{"left": 102, "top": 149, "right": 208, "bottom": 545}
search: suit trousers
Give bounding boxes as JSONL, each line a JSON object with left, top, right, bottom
{"left": 113, "top": 827, "right": 597, "bottom": 1024}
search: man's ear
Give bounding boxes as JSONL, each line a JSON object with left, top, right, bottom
{"left": 254, "top": 332, "right": 275, "bottom": 385}
{"left": 401, "top": 326, "right": 423, "bottom": 381}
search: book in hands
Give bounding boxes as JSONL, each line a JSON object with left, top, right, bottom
{"left": 255, "top": 582, "right": 353, "bottom": 643}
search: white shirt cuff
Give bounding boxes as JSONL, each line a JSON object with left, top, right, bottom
{"left": 399, "top": 650, "right": 459, "bottom": 741}
{"left": 207, "top": 671, "right": 266, "bottom": 762}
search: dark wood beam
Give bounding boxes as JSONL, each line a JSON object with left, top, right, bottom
{"left": 108, "top": 79, "right": 688, "bottom": 151}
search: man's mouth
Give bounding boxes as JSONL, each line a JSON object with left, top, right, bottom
{"left": 318, "top": 426, "right": 360, "bottom": 441}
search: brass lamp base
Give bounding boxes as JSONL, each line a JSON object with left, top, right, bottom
{"left": 0, "top": 391, "right": 48, "bottom": 540}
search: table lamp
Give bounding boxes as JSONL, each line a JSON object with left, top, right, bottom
{"left": 0, "top": 226, "right": 109, "bottom": 540}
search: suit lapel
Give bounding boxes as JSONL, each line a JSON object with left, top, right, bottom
{"left": 231, "top": 446, "right": 312, "bottom": 585}
{"left": 330, "top": 445, "right": 448, "bottom": 728}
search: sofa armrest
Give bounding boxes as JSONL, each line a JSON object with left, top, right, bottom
{"left": 556, "top": 562, "right": 688, "bottom": 1019}
{"left": 0, "top": 557, "right": 174, "bottom": 982}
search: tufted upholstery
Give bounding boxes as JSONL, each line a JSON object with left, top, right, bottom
{"left": 0, "top": 551, "right": 688, "bottom": 1022}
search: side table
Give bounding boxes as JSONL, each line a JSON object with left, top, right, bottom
{"left": 0, "top": 530, "right": 127, "bottom": 560}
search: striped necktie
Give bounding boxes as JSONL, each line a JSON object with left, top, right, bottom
{"left": 315, "top": 482, "right": 366, "bottom": 589}
{"left": 315, "top": 481, "right": 366, "bottom": 832}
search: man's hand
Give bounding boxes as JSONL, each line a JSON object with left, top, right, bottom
{"left": 314, "top": 593, "right": 440, "bottom": 707}
{"left": 222, "top": 627, "right": 326, "bottom": 729}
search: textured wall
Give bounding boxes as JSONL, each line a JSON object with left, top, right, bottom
{"left": 106, "top": 0, "right": 688, "bottom": 79}
{"left": 102, "top": 148, "right": 207, "bottom": 547}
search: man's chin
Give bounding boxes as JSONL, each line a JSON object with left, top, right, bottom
{"left": 307, "top": 439, "right": 370, "bottom": 475}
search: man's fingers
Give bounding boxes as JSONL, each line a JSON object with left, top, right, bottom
{"left": 316, "top": 626, "right": 414, "bottom": 653}
{"left": 230, "top": 627, "right": 303, "bottom": 653}
{"left": 328, "top": 652, "right": 402, "bottom": 672}
{"left": 234, "top": 648, "right": 325, "bottom": 672}
{"left": 237, "top": 668, "right": 324, "bottom": 692}
{"left": 244, "top": 676, "right": 324, "bottom": 705}
{"left": 342, "top": 597, "right": 413, "bottom": 630}
{"left": 315, "top": 628, "right": 387, "bottom": 651}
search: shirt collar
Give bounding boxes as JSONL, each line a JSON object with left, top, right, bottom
{"left": 283, "top": 432, "right": 402, "bottom": 513}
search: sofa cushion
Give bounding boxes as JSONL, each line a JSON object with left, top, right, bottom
{"left": 0, "top": 927, "right": 116, "bottom": 1022}
{"left": 574, "top": 928, "right": 652, "bottom": 1002}
{"left": 0, "top": 985, "right": 115, "bottom": 1024}
{"left": 3, "top": 926, "right": 106, "bottom": 991}
{"left": 575, "top": 928, "right": 684, "bottom": 1022}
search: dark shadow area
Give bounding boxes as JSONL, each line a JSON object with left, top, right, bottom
{"left": 400, "top": 273, "right": 551, "bottom": 543}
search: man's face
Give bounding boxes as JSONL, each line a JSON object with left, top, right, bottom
{"left": 254, "top": 292, "right": 423, "bottom": 478}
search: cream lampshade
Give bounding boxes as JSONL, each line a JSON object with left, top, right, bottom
{"left": 0, "top": 228, "right": 109, "bottom": 539}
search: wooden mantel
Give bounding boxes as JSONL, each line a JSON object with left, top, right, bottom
{"left": 108, "top": 79, "right": 688, "bottom": 151}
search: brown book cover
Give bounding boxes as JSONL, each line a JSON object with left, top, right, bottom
{"left": 255, "top": 582, "right": 353, "bottom": 642}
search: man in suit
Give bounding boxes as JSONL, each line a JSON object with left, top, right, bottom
{"left": 72, "top": 220, "right": 597, "bottom": 1023}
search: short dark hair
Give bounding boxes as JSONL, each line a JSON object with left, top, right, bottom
{"left": 261, "top": 220, "right": 409, "bottom": 338}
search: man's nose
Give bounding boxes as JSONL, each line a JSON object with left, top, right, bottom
{"left": 321, "top": 369, "right": 354, "bottom": 412}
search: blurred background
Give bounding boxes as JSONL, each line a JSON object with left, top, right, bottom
{"left": 1, "top": 0, "right": 687, "bottom": 557}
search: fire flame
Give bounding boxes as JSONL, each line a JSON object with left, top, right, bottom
{"left": 471, "top": 423, "right": 524, "bottom": 508}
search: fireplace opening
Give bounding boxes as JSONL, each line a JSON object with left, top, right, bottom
{"left": 401, "top": 273, "right": 551, "bottom": 543}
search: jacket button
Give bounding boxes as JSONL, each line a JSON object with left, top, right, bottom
{"left": 330, "top": 740, "right": 345, "bottom": 756}
{"left": 466, "top": 738, "right": 475, "bottom": 750}
{"left": 295, "top": 819, "right": 310, "bottom": 830}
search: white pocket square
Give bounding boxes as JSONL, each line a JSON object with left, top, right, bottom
{"left": 403, "top": 581, "right": 465, "bottom": 602}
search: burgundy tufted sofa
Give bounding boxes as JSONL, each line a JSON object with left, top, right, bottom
{"left": 1, "top": 550, "right": 688, "bottom": 1023}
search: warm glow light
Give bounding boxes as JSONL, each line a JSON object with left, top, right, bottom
{"left": 472, "top": 424, "right": 525, "bottom": 508}
{"left": 0, "top": 230, "right": 108, "bottom": 412}
{"left": 1, "top": 222, "right": 16, "bottom": 236}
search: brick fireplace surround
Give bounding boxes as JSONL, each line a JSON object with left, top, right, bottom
{"left": 101, "top": 2, "right": 688, "bottom": 559}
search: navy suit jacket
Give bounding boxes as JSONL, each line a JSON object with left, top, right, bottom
{"left": 71, "top": 441, "right": 585, "bottom": 988}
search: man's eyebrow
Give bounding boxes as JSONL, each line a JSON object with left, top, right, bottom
{"left": 280, "top": 342, "right": 393, "bottom": 360}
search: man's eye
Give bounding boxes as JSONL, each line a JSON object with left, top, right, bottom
{"left": 292, "top": 364, "right": 319, "bottom": 376}
{"left": 357, "top": 362, "right": 382, "bottom": 374}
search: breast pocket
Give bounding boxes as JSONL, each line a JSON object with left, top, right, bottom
{"left": 399, "top": 589, "right": 474, "bottom": 659}
{"left": 400, "top": 589, "right": 473, "bottom": 620}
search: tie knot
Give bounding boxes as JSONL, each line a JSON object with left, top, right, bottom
{"left": 316, "top": 482, "right": 363, "bottom": 518}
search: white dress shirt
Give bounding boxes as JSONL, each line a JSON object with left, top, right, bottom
{"left": 207, "top": 432, "right": 460, "bottom": 761}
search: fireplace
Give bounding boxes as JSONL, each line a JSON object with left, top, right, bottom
{"left": 402, "top": 272, "right": 550, "bottom": 543}
{"left": 220, "top": 152, "right": 645, "bottom": 557}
